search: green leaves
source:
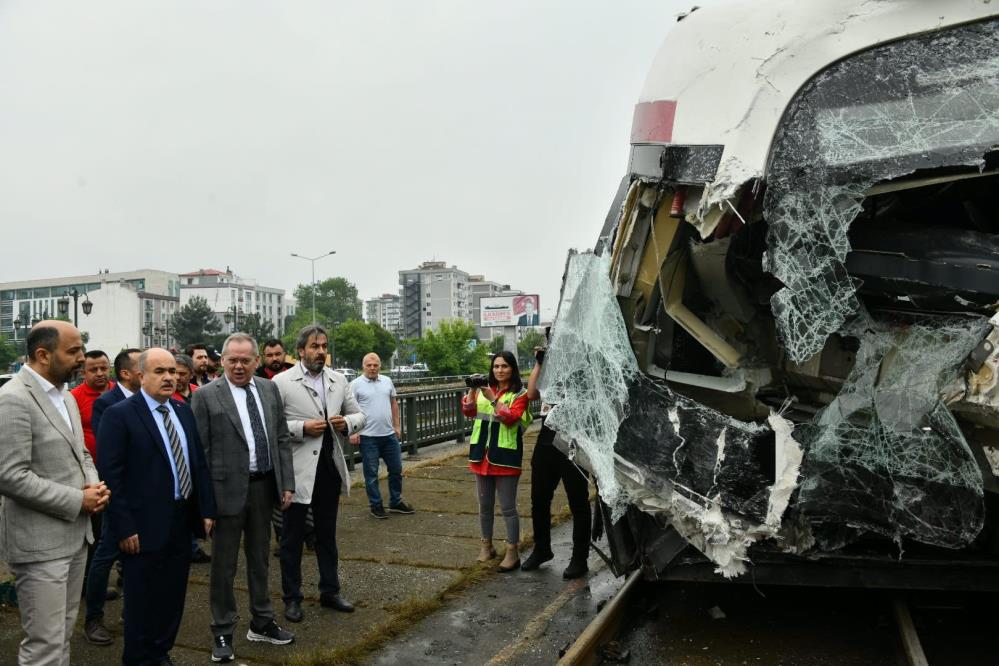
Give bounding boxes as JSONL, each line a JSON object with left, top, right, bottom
{"left": 414, "top": 319, "right": 488, "bottom": 377}
{"left": 169, "top": 296, "right": 223, "bottom": 350}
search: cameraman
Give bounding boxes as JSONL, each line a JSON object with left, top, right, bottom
{"left": 461, "top": 351, "right": 532, "bottom": 573}
{"left": 521, "top": 337, "right": 591, "bottom": 579}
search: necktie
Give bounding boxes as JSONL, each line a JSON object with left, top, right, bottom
{"left": 155, "top": 405, "right": 192, "bottom": 499}
{"left": 244, "top": 385, "right": 271, "bottom": 473}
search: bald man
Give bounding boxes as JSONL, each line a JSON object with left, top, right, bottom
{"left": 349, "top": 353, "right": 413, "bottom": 519}
{"left": 0, "top": 320, "right": 108, "bottom": 666}
{"left": 98, "top": 348, "right": 216, "bottom": 666}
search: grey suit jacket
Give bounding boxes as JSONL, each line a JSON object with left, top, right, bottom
{"left": 190, "top": 376, "right": 294, "bottom": 517}
{"left": 0, "top": 367, "right": 98, "bottom": 564}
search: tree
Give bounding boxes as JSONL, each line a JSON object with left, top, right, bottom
{"left": 517, "top": 328, "right": 547, "bottom": 369}
{"left": 237, "top": 313, "right": 274, "bottom": 346}
{"left": 332, "top": 320, "right": 374, "bottom": 368}
{"left": 368, "top": 322, "right": 397, "bottom": 364}
{"left": 415, "top": 319, "right": 488, "bottom": 377}
{"left": 0, "top": 335, "right": 18, "bottom": 371}
{"left": 169, "top": 296, "right": 223, "bottom": 350}
{"left": 294, "top": 277, "right": 362, "bottom": 326}
{"left": 488, "top": 335, "right": 506, "bottom": 355}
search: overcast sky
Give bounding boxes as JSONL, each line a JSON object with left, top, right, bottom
{"left": 0, "top": 0, "right": 711, "bottom": 319}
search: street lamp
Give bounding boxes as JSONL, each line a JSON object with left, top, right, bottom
{"left": 13, "top": 315, "right": 24, "bottom": 361}
{"left": 223, "top": 304, "right": 244, "bottom": 331}
{"left": 291, "top": 250, "right": 336, "bottom": 325}
{"left": 57, "top": 288, "right": 93, "bottom": 327}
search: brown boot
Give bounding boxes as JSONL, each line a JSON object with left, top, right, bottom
{"left": 477, "top": 538, "right": 496, "bottom": 562}
{"left": 84, "top": 617, "right": 113, "bottom": 646}
{"left": 497, "top": 543, "right": 520, "bottom": 573}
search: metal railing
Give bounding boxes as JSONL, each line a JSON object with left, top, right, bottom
{"left": 343, "top": 387, "right": 541, "bottom": 466}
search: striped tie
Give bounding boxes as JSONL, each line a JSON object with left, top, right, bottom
{"left": 156, "top": 405, "right": 192, "bottom": 499}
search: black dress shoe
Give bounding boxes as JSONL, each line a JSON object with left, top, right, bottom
{"left": 191, "top": 547, "right": 212, "bottom": 563}
{"left": 320, "top": 594, "right": 355, "bottom": 613}
{"left": 284, "top": 600, "right": 304, "bottom": 623}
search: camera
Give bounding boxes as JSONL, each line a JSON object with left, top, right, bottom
{"left": 465, "top": 374, "right": 489, "bottom": 389}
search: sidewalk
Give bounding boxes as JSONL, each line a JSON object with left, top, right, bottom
{"left": 1, "top": 427, "right": 587, "bottom": 665}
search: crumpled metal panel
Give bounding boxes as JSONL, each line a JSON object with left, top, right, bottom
{"left": 796, "top": 311, "right": 991, "bottom": 550}
{"left": 763, "top": 19, "right": 999, "bottom": 362}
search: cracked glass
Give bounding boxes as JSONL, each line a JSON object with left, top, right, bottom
{"left": 763, "top": 19, "right": 999, "bottom": 362}
{"left": 796, "top": 310, "right": 991, "bottom": 550}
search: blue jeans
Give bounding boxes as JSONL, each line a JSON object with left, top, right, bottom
{"left": 360, "top": 434, "right": 403, "bottom": 509}
{"left": 85, "top": 514, "right": 120, "bottom": 621}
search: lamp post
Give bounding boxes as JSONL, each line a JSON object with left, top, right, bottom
{"left": 291, "top": 250, "right": 336, "bottom": 325}
{"left": 57, "top": 288, "right": 93, "bottom": 328}
{"left": 12, "top": 315, "right": 24, "bottom": 364}
{"left": 223, "top": 304, "right": 244, "bottom": 332}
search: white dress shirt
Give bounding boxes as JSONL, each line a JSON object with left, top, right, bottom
{"left": 119, "top": 385, "right": 134, "bottom": 399}
{"left": 302, "top": 363, "right": 326, "bottom": 409}
{"left": 225, "top": 377, "right": 268, "bottom": 472}
{"left": 23, "top": 364, "right": 73, "bottom": 431}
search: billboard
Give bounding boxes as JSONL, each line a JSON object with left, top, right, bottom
{"left": 480, "top": 294, "right": 540, "bottom": 327}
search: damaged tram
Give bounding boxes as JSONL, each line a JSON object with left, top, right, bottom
{"left": 538, "top": 1, "right": 999, "bottom": 588}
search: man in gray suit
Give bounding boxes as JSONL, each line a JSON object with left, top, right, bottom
{"left": 0, "top": 320, "right": 110, "bottom": 666}
{"left": 191, "top": 333, "right": 295, "bottom": 663}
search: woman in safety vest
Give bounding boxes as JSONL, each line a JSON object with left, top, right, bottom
{"left": 461, "top": 351, "right": 533, "bottom": 572}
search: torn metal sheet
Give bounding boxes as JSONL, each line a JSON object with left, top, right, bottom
{"left": 762, "top": 19, "right": 999, "bottom": 361}
{"left": 795, "top": 311, "right": 991, "bottom": 550}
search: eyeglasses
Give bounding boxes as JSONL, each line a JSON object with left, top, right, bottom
{"left": 225, "top": 357, "right": 256, "bottom": 366}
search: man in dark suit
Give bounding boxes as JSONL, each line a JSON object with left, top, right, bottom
{"left": 83, "top": 348, "right": 141, "bottom": 646}
{"left": 97, "top": 348, "right": 216, "bottom": 666}
{"left": 191, "top": 333, "right": 295, "bottom": 663}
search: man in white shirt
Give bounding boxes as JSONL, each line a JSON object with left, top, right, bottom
{"left": 349, "top": 353, "right": 414, "bottom": 519}
{"left": 0, "top": 320, "right": 109, "bottom": 666}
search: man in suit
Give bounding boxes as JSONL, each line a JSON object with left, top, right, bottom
{"left": 274, "top": 325, "right": 365, "bottom": 623}
{"left": 191, "top": 333, "right": 295, "bottom": 663}
{"left": 516, "top": 298, "right": 539, "bottom": 326}
{"left": 97, "top": 348, "right": 216, "bottom": 666}
{"left": 82, "top": 347, "right": 141, "bottom": 646}
{"left": 0, "top": 320, "right": 109, "bottom": 666}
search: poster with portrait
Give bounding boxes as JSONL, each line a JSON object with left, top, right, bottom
{"left": 479, "top": 294, "right": 540, "bottom": 327}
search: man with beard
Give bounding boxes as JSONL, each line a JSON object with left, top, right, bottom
{"left": 0, "top": 320, "right": 109, "bottom": 665}
{"left": 98, "top": 348, "right": 215, "bottom": 665}
{"left": 186, "top": 344, "right": 214, "bottom": 387}
{"left": 192, "top": 333, "right": 295, "bottom": 662}
{"left": 274, "top": 325, "right": 364, "bottom": 623}
{"left": 256, "top": 339, "right": 292, "bottom": 379}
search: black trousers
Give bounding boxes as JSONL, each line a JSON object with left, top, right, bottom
{"left": 531, "top": 424, "right": 591, "bottom": 561}
{"left": 280, "top": 452, "right": 342, "bottom": 603}
{"left": 121, "top": 501, "right": 191, "bottom": 666}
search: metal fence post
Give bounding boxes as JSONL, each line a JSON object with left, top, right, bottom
{"left": 455, "top": 390, "right": 466, "bottom": 443}
{"left": 405, "top": 394, "right": 419, "bottom": 455}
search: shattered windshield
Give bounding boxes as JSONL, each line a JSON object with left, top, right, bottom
{"left": 764, "top": 19, "right": 999, "bottom": 362}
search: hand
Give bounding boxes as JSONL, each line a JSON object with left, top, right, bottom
{"left": 119, "top": 534, "right": 140, "bottom": 554}
{"left": 481, "top": 387, "right": 496, "bottom": 403}
{"left": 280, "top": 491, "right": 294, "bottom": 511}
{"left": 203, "top": 519, "right": 215, "bottom": 538}
{"left": 394, "top": 426, "right": 402, "bottom": 440}
{"left": 303, "top": 419, "right": 327, "bottom": 437}
{"left": 329, "top": 415, "right": 347, "bottom": 433}
{"left": 82, "top": 483, "right": 110, "bottom": 515}
{"left": 348, "top": 433, "right": 360, "bottom": 446}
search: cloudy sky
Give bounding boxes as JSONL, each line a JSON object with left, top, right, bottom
{"left": 0, "top": 0, "right": 712, "bottom": 319}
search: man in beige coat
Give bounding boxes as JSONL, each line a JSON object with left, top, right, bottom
{"left": 273, "top": 324, "right": 364, "bottom": 623}
{"left": 0, "top": 320, "right": 109, "bottom": 666}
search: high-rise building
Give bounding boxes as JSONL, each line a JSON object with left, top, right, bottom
{"left": 179, "top": 268, "right": 287, "bottom": 337}
{"left": 398, "top": 261, "right": 471, "bottom": 339}
{"left": 0, "top": 269, "right": 182, "bottom": 353}
{"left": 365, "top": 293, "right": 402, "bottom": 335}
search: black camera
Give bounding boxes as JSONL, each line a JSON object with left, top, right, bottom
{"left": 465, "top": 374, "right": 488, "bottom": 389}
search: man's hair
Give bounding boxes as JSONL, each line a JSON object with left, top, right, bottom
{"left": 295, "top": 325, "right": 327, "bottom": 352}
{"left": 173, "top": 353, "right": 195, "bottom": 373}
{"left": 84, "top": 350, "right": 108, "bottom": 361}
{"left": 222, "top": 332, "right": 258, "bottom": 356}
{"left": 262, "top": 338, "right": 284, "bottom": 352}
{"left": 113, "top": 348, "right": 141, "bottom": 376}
{"left": 186, "top": 343, "right": 207, "bottom": 356}
{"left": 26, "top": 325, "right": 60, "bottom": 361}
{"left": 138, "top": 349, "right": 151, "bottom": 372}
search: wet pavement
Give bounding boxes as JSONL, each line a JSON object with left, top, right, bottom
{"left": 1, "top": 427, "right": 621, "bottom": 665}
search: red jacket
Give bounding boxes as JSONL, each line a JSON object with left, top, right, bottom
{"left": 70, "top": 380, "right": 116, "bottom": 460}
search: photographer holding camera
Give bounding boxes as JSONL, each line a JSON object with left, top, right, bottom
{"left": 461, "top": 351, "right": 532, "bottom": 572}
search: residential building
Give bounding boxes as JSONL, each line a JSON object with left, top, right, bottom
{"left": 179, "top": 268, "right": 287, "bottom": 337}
{"left": 398, "top": 261, "right": 471, "bottom": 339}
{"left": 0, "top": 269, "right": 181, "bottom": 353}
{"left": 364, "top": 293, "right": 402, "bottom": 335}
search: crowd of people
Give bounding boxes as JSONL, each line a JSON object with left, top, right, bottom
{"left": 0, "top": 318, "right": 592, "bottom": 666}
